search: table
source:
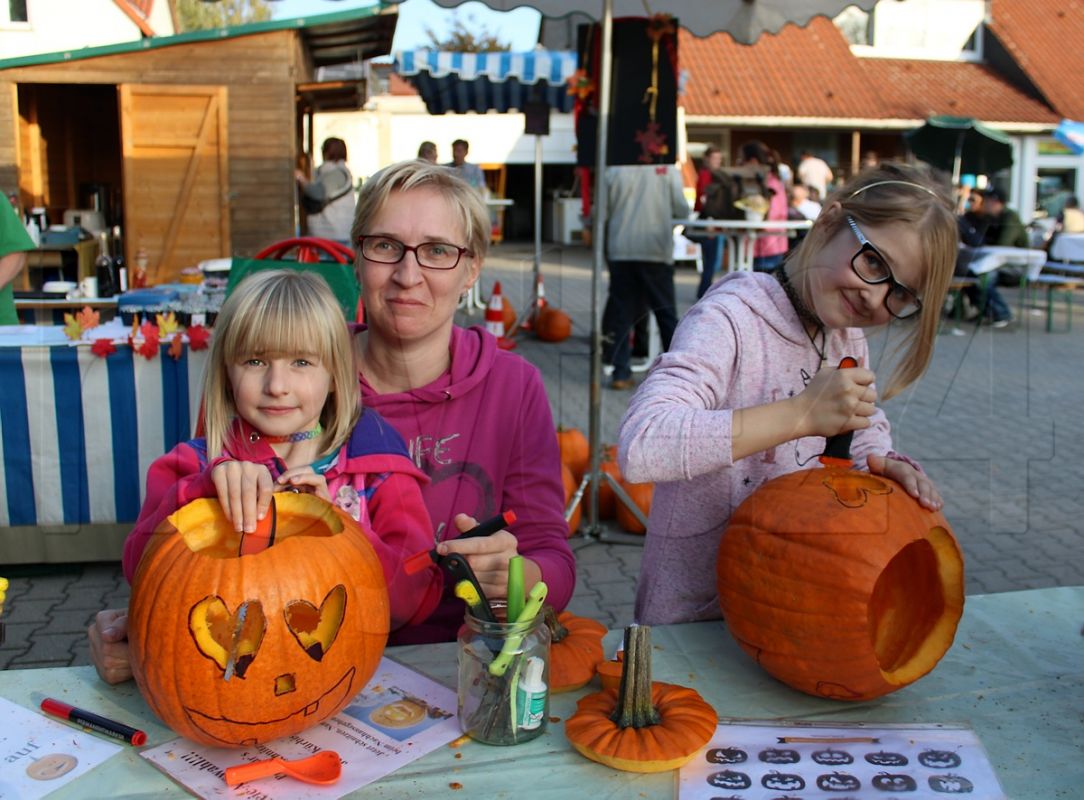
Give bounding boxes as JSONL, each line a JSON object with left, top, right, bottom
{"left": 15, "top": 297, "right": 117, "bottom": 326}
{"left": 676, "top": 218, "right": 812, "bottom": 273}
{"left": 0, "top": 333, "right": 208, "bottom": 563}
{"left": 1050, "top": 232, "right": 1084, "bottom": 263}
{"left": 965, "top": 245, "right": 1047, "bottom": 279}
{"left": 1, "top": 587, "right": 1078, "bottom": 798}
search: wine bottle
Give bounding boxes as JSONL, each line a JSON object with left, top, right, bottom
{"left": 111, "top": 226, "right": 128, "bottom": 293}
{"left": 95, "top": 232, "right": 115, "bottom": 297}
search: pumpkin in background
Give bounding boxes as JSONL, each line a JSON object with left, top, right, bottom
{"left": 597, "top": 444, "right": 622, "bottom": 519}
{"left": 128, "top": 495, "right": 390, "bottom": 747}
{"left": 561, "top": 463, "right": 582, "bottom": 536}
{"left": 545, "top": 607, "right": 607, "bottom": 692}
{"left": 556, "top": 426, "right": 589, "bottom": 481}
{"left": 566, "top": 625, "right": 717, "bottom": 773}
{"left": 535, "top": 306, "right": 572, "bottom": 342}
{"left": 716, "top": 465, "right": 964, "bottom": 701}
{"left": 615, "top": 478, "right": 653, "bottom": 534}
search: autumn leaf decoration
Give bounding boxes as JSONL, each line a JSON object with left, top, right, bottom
{"left": 186, "top": 324, "right": 211, "bottom": 351}
{"left": 168, "top": 333, "right": 184, "bottom": 361}
{"left": 567, "top": 68, "right": 595, "bottom": 101}
{"left": 62, "top": 314, "right": 84, "bottom": 341}
{"left": 91, "top": 338, "right": 117, "bottom": 358}
{"left": 130, "top": 321, "right": 161, "bottom": 360}
{"left": 156, "top": 311, "right": 180, "bottom": 335}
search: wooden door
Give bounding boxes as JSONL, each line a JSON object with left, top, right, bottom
{"left": 119, "top": 84, "right": 229, "bottom": 283}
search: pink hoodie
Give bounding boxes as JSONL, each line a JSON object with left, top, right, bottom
{"left": 618, "top": 271, "right": 896, "bottom": 625}
{"left": 358, "top": 324, "right": 576, "bottom": 644}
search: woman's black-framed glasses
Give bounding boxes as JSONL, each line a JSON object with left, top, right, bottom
{"left": 846, "top": 216, "right": 922, "bottom": 319}
{"left": 357, "top": 235, "right": 472, "bottom": 271}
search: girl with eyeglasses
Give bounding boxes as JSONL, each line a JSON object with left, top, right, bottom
{"left": 349, "top": 160, "right": 575, "bottom": 645}
{"left": 618, "top": 163, "right": 958, "bottom": 626}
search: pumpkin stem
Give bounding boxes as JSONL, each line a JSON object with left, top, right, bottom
{"left": 544, "top": 605, "right": 569, "bottom": 643}
{"left": 609, "top": 624, "right": 661, "bottom": 729}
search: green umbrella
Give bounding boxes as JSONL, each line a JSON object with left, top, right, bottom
{"left": 905, "top": 115, "right": 1014, "bottom": 184}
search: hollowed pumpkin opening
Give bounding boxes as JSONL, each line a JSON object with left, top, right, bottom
{"left": 869, "top": 527, "right": 963, "bottom": 685}
{"left": 172, "top": 497, "right": 344, "bottom": 558}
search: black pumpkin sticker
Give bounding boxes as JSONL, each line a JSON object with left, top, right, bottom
{"left": 872, "top": 771, "right": 918, "bottom": 792}
{"left": 817, "top": 771, "right": 862, "bottom": 792}
{"left": 865, "top": 750, "right": 909, "bottom": 767}
{"left": 928, "top": 773, "right": 974, "bottom": 793}
{"left": 762, "top": 771, "right": 805, "bottom": 791}
{"left": 919, "top": 749, "right": 962, "bottom": 769}
{"left": 707, "top": 770, "right": 752, "bottom": 790}
{"left": 813, "top": 748, "right": 854, "bottom": 765}
{"left": 759, "top": 747, "right": 801, "bottom": 764}
{"left": 706, "top": 746, "right": 748, "bottom": 764}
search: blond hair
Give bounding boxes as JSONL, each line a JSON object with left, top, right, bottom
{"left": 201, "top": 269, "right": 360, "bottom": 457}
{"left": 788, "top": 162, "right": 956, "bottom": 399}
{"left": 350, "top": 159, "right": 490, "bottom": 263}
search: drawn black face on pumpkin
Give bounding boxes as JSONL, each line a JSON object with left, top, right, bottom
{"left": 707, "top": 770, "right": 752, "bottom": 790}
{"left": 761, "top": 771, "right": 805, "bottom": 791}
{"left": 865, "top": 750, "right": 909, "bottom": 767}
{"left": 706, "top": 747, "right": 748, "bottom": 764}
{"left": 813, "top": 748, "right": 854, "bottom": 765}
{"left": 928, "top": 773, "right": 974, "bottom": 793}
{"left": 872, "top": 772, "right": 918, "bottom": 792}
{"left": 816, "top": 771, "right": 862, "bottom": 792}
{"left": 919, "top": 749, "right": 962, "bottom": 769}
{"left": 759, "top": 747, "right": 800, "bottom": 764}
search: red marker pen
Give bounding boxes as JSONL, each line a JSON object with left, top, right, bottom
{"left": 40, "top": 698, "right": 147, "bottom": 745}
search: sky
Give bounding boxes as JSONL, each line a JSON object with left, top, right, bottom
{"left": 268, "top": 0, "right": 542, "bottom": 52}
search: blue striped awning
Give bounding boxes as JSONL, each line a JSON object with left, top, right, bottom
{"left": 394, "top": 49, "right": 578, "bottom": 114}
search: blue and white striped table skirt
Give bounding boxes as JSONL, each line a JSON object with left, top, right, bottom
{"left": 0, "top": 345, "right": 208, "bottom": 527}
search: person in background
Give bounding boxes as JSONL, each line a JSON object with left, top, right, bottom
{"left": 773, "top": 148, "right": 793, "bottom": 188}
{"left": 694, "top": 146, "right": 726, "bottom": 299}
{"left": 351, "top": 160, "right": 576, "bottom": 644}
{"left": 739, "top": 140, "right": 788, "bottom": 272}
{"left": 981, "top": 187, "right": 1028, "bottom": 249}
{"left": 446, "top": 139, "right": 486, "bottom": 193}
{"left": 1055, "top": 195, "right": 1084, "bottom": 234}
{"left": 862, "top": 150, "right": 880, "bottom": 170}
{"left": 618, "top": 164, "right": 956, "bottom": 625}
{"left": 789, "top": 184, "right": 822, "bottom": 221}
{"left": 0, "top": 194, "right": 34, "bottom": 325}
{"left": 418, "top": 141, "right": 438, "bottom": 164}
{"left": 604, "top": 163, "right": 690, "bottom": 390}
{"left": 298, "top": 137, "right": 356, "bottom": 245}
{"left": 797, "top": 150, "right": 833, "bottom": 201}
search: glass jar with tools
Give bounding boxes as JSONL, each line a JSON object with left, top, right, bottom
{"left": 457, "top": 584, "right": 550, "bottom": 746}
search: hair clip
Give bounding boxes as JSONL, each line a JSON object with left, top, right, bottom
{"left": 848, "top": 180, "right": 939, "bottom": 199}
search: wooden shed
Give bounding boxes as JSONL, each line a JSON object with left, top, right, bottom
{"left": 0, "top": 7, "right": 395, "bottom": 283}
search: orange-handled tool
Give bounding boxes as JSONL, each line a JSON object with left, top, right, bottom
{"left": 820, "top": 357, "right": 859, "bottom": 469}
{"left": 224, "top": 750, "right": 342, "bottom": 786}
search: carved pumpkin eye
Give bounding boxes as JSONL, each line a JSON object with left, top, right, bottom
{"left": 189, "top": 596, "right": 267, "bottom": 679}
{"left": 285, "top": 585, "right": 347, "bottom": 661}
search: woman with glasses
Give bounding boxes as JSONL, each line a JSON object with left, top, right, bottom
{"left": 617, "top": 163, "right": 958, "bottom": 626}
{"left": 350, "top": 160, "right": 575, "bottom": 644}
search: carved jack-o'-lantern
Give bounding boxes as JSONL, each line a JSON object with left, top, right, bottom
{"left": 706, "top": 747, "right": 748, "bottom": 764}
{"left": 919, "top": 749, "right": 963, "bottom": 769}
{"left": 812, "top": 748, "right": 854, "bottom": 765}
{"left": 761, "top": 771, "right": 805, "bottom": 791}
{"left": 816, "top": 771, "right": 862, "bottom": 792}
{"left": 873, "top": 772, "right": 918, "bottom": 792}
{"left": 717, "top": 431, "right": 965, "bottom": 701}
{"left": 128, "top": 495, "right": 390, "bottom": 747}
{"left": 866, "top": 750, "right": 909, "bottom": 767}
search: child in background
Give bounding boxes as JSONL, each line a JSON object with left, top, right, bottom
{"left": 619, "top": 163, "right": 957, "bottom": 625}
{"left": 122, "top": 269, "right": 440, "bottom": 630}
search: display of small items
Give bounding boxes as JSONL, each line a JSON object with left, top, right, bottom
{"left": 118, "top": 286, "right": 225, "bottom": 328}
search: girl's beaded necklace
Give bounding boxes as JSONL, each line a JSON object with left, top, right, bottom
{"left": 257, "top": 422, "right": 323, "bottom": 444}
{"left": 774, "top": 265, "right": 827, "bottom": 366}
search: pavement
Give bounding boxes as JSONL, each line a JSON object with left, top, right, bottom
{"left": 3, "top": 240, "right": 1084, "bottom": 672}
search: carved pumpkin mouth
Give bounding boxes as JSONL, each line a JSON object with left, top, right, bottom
{"left": 182, "top": 667, "right": 355, "bottom": 746}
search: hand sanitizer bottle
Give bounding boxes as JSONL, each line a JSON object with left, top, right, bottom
{"left": 516, "top": 656, "right": 547, "bottom": 731}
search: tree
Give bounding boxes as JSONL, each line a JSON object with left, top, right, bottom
{"left": 425, "top": 14, "right": 510, "bottom": 52}
{"left": 173, "top": 0, "right": 273, "bottom": 32}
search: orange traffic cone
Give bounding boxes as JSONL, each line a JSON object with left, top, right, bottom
{"left": 486, "top": 281, "right": 516, "bottom": 350}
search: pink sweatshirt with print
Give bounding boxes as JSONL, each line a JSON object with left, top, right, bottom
{"left": 618, "top": 271, "right": 896, "bottom": 625}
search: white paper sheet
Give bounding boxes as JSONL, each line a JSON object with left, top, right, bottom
{"left": 679, "top": 719, "right": 1005, "bottom": 799}
{"left": 0, "top": 696, "right": 124, "bottom": 799}
{"left": 140, "top": 656, "right": 460, "bottom": 800}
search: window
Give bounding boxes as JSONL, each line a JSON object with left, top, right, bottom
{"left": 1035, "top": 168, "right": 1078, "bottom": 220}
{"left": 8, "top": 0, "right": 28, "bottom": 23}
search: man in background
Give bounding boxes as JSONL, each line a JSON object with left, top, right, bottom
{"left": 0, "top": 194, "right": 34, "bottom": 325}
{"left": 446, "top": 139, "right": 486, "bottom": 192}
{"left": 797, "top": 150, "right": 833, "bottom": 201}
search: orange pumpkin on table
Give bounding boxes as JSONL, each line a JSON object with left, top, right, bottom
{"left": 716, "top": 421, "right": 964, "bottom": 701}
{"left": 128, "top": 495, "right": 389, "bottom": 747}
{"left": 544, "top": 607, "right": 607, "bottom": 692}
{"left": 615, "top": 478, "right": 653, "bottom": 534}
{"left": 556, "top": 426, "right": 589, "bottom": 481}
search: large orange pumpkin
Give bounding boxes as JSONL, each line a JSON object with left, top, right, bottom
{"left": 535, "top": 306, "right": 572, "bottom": 342}
{"left": 128, "top": 495, "right": 389, "bottom": 747}
{"left": 556, "top": 426, "right": 589, "bottom": 481}
{"left": 598, "top": 444, "right": 622, "bottom": 519}
{"left": 615, "top": 479, "right": 653, "bottom": 534}
{"left": 561, "top": 463, "right": 582, "bottom": 536}
{"left": 716, "top": 465, "right": 964, "bottom": 701}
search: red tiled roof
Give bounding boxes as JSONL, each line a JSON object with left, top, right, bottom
{"left": 988, "top": 0, "right": 1084, "bottom": 120}
{"left": 388, "top": 72, "right": 419, "bottom": 96}
{"left": 680, "top": 17, "right": 881, "bottom": 120}
{"left": 859, "top": 58, "right": 1057, "bottom": 124}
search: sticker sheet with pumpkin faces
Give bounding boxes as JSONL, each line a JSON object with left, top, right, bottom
{"left": 679, "top": 721, "right": 1005, "bottom": 799}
